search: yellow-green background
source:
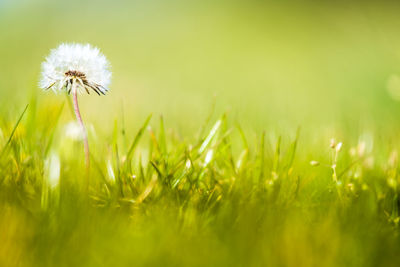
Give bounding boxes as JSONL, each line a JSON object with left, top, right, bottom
{"left": 2, "top": 0, "right": 400, "bottom": 135}
{"left": 3, "top": 2, "right": 400, "bottom": 267}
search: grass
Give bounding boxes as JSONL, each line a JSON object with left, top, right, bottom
{"left": 1, "top": 99, "right": 400, "bottom": 267}
{"left": 3, "top": 2, "right": 400, "bottom": 266}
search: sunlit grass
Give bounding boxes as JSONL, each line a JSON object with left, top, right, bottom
{"left": 1, "top": 101, "right": 400, "bottom": 267}
{"left": 2, "top": 1, "right": 400, "bottom": 266}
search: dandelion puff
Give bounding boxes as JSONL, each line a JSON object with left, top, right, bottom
{"left": 39, "top": 43, "right": 111, "bottom": 95}
{"left": 39, "top": 43, "right": 111, "bottom": 177}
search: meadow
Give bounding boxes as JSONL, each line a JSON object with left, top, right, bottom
{"left": 2, "top": 1, "right": 400, "bottom": 266}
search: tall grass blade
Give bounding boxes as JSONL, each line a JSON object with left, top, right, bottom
{"left": 259, "top": 131, "right": 265, "bottom": 183}
{"left": 0, "top": 104, "right": 28, "bottom": 158}
{"left": 198, "top": 117, "right": 222, "bottom": 154}
{"left": 126, "top": 114, "right": 152, "bottom": 161}
{"left": 159, "top": 116, "right": 167, "bottom": 155}
{"left": 272, "top": 136, "right": 281, "bottom": 173}
{"left": 286, "top": 127, "right": 300, "bottom": 171}
{"left": 236, "top": 123, "right": 249, "bottom": 150}
{"left": 44, "top": 103, "right": 65, "bottom": 157}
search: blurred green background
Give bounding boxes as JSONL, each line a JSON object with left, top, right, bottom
{"left": 3, "top": 1, "right": 400, "bottom": 266}
{"left": 2, "top": 0, "right": 400, "bottom": 135}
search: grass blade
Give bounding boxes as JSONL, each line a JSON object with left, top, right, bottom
{"left": 286, "top": 127, "right": 300, "bottom": 171}
{"left": 259, "top": 131, "right": 265, "bottom": 183}
{"left": 198, "top": 117, "right": 223, "bottom": 154}
{"left": 126, "top": 114, "right": 152, "bottom": 160}
{"left": 0, "top": 104, "right": 28, "bottom": 158}
{"left": 272, "top": 135, "right": 281, "bottom": 173}
{"left": 43, "top": 103, "right": 65, "bottom": 157}
{"left": 159, "top": 116, "right": 167, "bottom": 155}
{"left": 236, "top": 123, "right": 249, "bottom": 150}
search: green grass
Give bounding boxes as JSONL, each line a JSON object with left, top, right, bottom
{"left": 3, "top": 1, "right": 400, "bottom": 266}
{"left": 1, "top": 100, "right": 400, "bottom": 267}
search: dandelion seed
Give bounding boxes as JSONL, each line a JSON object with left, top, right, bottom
{"left": 39, "top": 43, "right": 111, "bottom": 173}
{"left": 310, "top": 160, "right": 320, "bottom": 166}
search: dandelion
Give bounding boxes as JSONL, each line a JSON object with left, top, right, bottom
{"left": 39, "top": 43, "right": 111, "bottom": 169}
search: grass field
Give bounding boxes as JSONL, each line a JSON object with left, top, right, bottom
{"left": 2, "top": 1, "right": 400, "bottom": 266}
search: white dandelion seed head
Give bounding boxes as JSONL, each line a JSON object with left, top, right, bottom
{"left": 39, "top": 43, "right": 111, "bottom": 95}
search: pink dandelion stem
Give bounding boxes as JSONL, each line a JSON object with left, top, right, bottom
{"left": 72, "top": 87, "right": 90, "bottom": 170}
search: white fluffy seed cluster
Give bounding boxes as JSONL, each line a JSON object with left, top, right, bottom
{"left": 39, "top": 43, "right": 111, "bottom": 95}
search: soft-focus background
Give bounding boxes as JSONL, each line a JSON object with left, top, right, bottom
{"left": 2, "top": 0, "right": 400, "bottom": 136}
{"left": 3, "top": 1, "right": 400, "bottom": 267}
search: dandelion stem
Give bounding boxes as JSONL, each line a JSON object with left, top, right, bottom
{"left": 72, "top": 86, "right": 90, "bottom": 171}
